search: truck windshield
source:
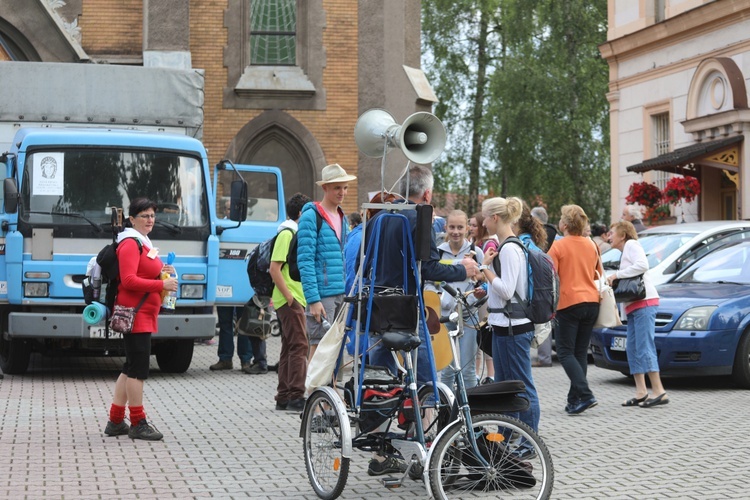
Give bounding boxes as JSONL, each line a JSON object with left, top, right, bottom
{"left": 20, "top": 149, "right": 207, "bottom": 227}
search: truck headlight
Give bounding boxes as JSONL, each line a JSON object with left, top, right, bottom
{"left": 24, "top": 282, "right": 49, "bottom": 297}
{"left": 180, "top": 284, "right": 204, "bottom": 299}
{"left": 674, "top": 306, "right": 717, "bottom": 331}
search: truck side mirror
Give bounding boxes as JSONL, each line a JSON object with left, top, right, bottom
{"left": 229, "top": 179, "right": 248, "bottom": 221}
{"left": 4, "top": 178, "right": 18, "bottom": 214}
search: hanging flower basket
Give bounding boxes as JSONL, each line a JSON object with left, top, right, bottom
{"left": 626, "top": 182, "right": 662, "bottom": 207}
{"left": 644, "top": 204, "right": 671, "bottom": 225}
{"left": 663, "top": 176, "right": 701, "bottom": 205}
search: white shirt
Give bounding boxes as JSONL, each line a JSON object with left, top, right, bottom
{"left": 617, "top": 239, "right": 659, "bottom": 302}
{"left": 487, "top": 241, "right": 531, "bottom": 328}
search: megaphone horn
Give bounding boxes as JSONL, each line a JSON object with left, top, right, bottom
{"left": 354, "top": 109, "right": 399, "bottom": 158}
{"left": 354, "top": 108, "right": 447, "bottom": 164}
{"left": 394, "top": 112, "right": 446, "bottom": 164}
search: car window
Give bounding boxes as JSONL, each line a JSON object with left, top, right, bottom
{"left": 675, "top": 242, "right": 750, "bottom": 284}
{"left": 600, "top": 232, "right": 697, "bottom": 270}
{"left": 675, "top": 229, "right": 750, "bottom": 273}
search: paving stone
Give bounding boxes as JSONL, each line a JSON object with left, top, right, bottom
{"left": 2, "top": 339, "right": 749, "bottom": 498}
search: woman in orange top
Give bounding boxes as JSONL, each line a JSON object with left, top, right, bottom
{"left": 547, "top": 205, "right": 603, "bottom": 415}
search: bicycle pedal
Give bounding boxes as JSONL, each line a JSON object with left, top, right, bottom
{"left": 381, "top": 477, "right": 402, "bottom": 489}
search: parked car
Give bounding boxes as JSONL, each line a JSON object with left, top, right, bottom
{"left": 591, "top": 235, "right": 750, "bottom": 388}
{"left": 600, "top": 221, "right": 750, "bottom": 285}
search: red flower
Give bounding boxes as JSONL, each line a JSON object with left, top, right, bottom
{"left": 663, "top": 176, "right": 701, "bottom": 204}
{"left": 626, "top": 182, "right": 662, "bottom": 207}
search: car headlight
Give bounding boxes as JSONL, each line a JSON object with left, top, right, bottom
{"left": 180, "top": 284, "right": 204, "bottom": 299}
{"left": 674, "top": 306, "right": 717, "bottom": 331}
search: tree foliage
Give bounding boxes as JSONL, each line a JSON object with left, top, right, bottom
{"left": 422, "top": 0, "right": 610, "bottom": 222}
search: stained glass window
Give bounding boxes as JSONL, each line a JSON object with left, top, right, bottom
{"left": 250, "top": 0, "right": 296, "bottom": 66}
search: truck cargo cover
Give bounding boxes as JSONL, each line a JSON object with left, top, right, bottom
{"left": 0, "top": 62, "right": 204, "bottom": 136}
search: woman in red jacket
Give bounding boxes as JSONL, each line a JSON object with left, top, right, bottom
{"left": 103, "top": 198, "right": 178, "bottom": 441}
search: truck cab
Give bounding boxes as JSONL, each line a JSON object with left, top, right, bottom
{"left": 0, "top": 127, "right": 284, "bottom": 374}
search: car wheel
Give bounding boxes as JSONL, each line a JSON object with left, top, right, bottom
{"left": 731, "top": 329, "right": 750, "bottom": 389}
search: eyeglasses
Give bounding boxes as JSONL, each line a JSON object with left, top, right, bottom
{"left": 136, "top": 214, "right": 156, "bottom": 220}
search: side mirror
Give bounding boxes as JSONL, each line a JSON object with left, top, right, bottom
{"left": 4, "top": 178, "right": 18, "bottom": 214}
{"left": 229, "top": 179, "right": 248, "bottom": 221}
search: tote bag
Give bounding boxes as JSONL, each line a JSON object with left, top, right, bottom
{"left": 594, "top": 271, "right": 621, "bottom": 329}
{"left": 305, "top": 303, "right": 351, "bottom": 392}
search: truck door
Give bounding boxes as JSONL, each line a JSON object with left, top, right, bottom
{"left": 213, "top": 164, "right": 286, "bottom": 306}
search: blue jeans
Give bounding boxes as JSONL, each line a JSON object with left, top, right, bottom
{"left": 217, "top": 306, "right": 252, "bottom": 364}
{"left": 626, "top": 305, "right": 659, "bottom": 374}
{"left": 440, "top": 324, "right": 478, "bottom": 390}
{"left": 492, "top": 330, "right": 540, "bottom": 432}
{"left": 555, "top": 303, "right": 598, "bottom": 404}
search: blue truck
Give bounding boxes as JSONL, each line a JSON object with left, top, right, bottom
{"left": 0, "top": 127, "right": 285, "bottom": 374}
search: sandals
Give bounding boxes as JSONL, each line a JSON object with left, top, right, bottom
{"left": 639, "top": 392, "right": 669, "bottom": 408}
{"left": 622, "top": 395, "right": 648, "bottom": 407}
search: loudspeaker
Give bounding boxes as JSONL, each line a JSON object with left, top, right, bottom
{"left": 354, "top": 108, "right": 446, "bottom": 164}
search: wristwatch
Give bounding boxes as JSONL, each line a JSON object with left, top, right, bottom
{"left": 478, "top": 265, "right": 490, "bottom": 272}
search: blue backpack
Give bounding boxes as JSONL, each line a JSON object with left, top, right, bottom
{"left": 490, "top": 237, "right": 559, "bottom": 324}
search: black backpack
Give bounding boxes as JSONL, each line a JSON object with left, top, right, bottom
{"left": 490, "top": 236, "right": 559, "bottom": 324}
{"left": 92, "top": 237, "right": 143, "bottom": 311}
{"left": 246, "top": 229, "right": 292, "bottom": 298}
{"left": 286, "top": 210, "right": 323, "bottom": 282}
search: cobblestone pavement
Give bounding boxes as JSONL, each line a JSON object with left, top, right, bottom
{"left": 1, "top": 336, "right": 749, "bottom": 499}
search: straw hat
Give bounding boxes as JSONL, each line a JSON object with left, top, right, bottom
{"left": 316, "top": 163, "right": 357, "bottom": 186}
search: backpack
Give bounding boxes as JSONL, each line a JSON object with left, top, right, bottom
{"left": 490, "top": 236, "right": 559, "bottom": 325}
{"left": 246, "top": 228, "right": 293, "bottom": 298}
{"left": 286, "top": 210, "right": 323, "bottom": 282}
{"left": 93, "top": 237, "right": 143, "bottom": 311}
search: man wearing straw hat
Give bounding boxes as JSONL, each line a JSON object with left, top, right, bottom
{"left": 297, "top": 164, "right": 357, "bottom": 363}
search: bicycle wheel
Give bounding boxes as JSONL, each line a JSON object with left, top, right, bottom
{"left": 302, "top": 390, "right": 350, "bottom": 499}
{"left": 415, "top": 384, "right": 454, "bottom": 442}
{"left": 428, "top": 413, "right": 554, "bottom": 499}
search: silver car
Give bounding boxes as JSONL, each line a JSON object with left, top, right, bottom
{"left": 600, "top": 221, "right": 750, "bottom": 285}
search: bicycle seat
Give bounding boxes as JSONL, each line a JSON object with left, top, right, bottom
{"left": 379, "top": 331, "right": 421, "bottom": 352}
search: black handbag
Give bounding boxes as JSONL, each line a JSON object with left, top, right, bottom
{"left": 612, "top": 275, "right": 646, "bottom": 303}
{"left": 476, "top": 321, "right": 493, "bottom": 356}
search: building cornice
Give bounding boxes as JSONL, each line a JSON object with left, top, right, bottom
{"left": 599, "top": 0, "right": 750, "bottom": 62}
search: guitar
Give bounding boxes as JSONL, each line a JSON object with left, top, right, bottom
{"left": 423, "top": 290, "right": 451, "bottom": 370}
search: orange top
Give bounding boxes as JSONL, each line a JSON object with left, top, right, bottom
{"left": 548, "top": 236, "right": 603, "bottom": 311}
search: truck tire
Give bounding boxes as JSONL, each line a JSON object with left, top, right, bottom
{"left": 0, "top": 337, "right": 31, "bottom": 375}
{"left": 155, "top": 339, "right": 194, "bottom": 373}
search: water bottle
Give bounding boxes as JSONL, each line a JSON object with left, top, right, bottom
{"left": 161, "top": 252, "right": 177, "bottom": 312}
{"left": 91, "top": 264, "right": 102, "bottom": 302}
{"left": 321, "top": 317, "right": 332, "bottom": 332}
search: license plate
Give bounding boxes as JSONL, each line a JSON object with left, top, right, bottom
{"left": 89, "top": 326, "right": 121, "bottom": 339}
{"left": 611, "top": 336, "right": 627, "bottom": 351}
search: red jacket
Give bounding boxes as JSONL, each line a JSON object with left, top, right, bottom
{"left": 116, "top": 238, "right": 164, "bottom": 334}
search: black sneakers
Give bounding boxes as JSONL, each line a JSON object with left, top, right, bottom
{"left": 128, "top": 419, "right": 164, "bottom": 441}
{"left": 104, "top": 420, "right": 129, "bottom": 437}
{"left": 367, "top": 457, "right": 407, "bottom": 476}
{"left": 285, "top": 398, "right": 306, "bottom": 412}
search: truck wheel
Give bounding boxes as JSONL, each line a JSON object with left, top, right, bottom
{"left": 155, "top": 339, "right": 194, "bottom": 373}
{"left": 731, "top": 329, "right": 750, "bottom": 389}
{"left": 0, "top": 337, "right": 31, "bottom": 375}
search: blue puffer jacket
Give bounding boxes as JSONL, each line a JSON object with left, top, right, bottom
{"left": 297, "top": 201, "right": 348, "bottom": 304}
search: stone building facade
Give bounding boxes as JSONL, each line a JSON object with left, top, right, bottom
{"left": 601, "top": 0, "right": 750, "bottom": 221}
{"left": 0, "top": 0, "right": 435, "bottom": 214}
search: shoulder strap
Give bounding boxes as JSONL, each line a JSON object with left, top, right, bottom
{"left": 488, "top": 236, "right": 530, "bottom": 314}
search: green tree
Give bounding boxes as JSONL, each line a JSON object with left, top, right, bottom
{"left": 422, "top": 0, "right": 502, "bottom": 216}
{"left": 422, "top": 0, "right": 610, "bottom": 223}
